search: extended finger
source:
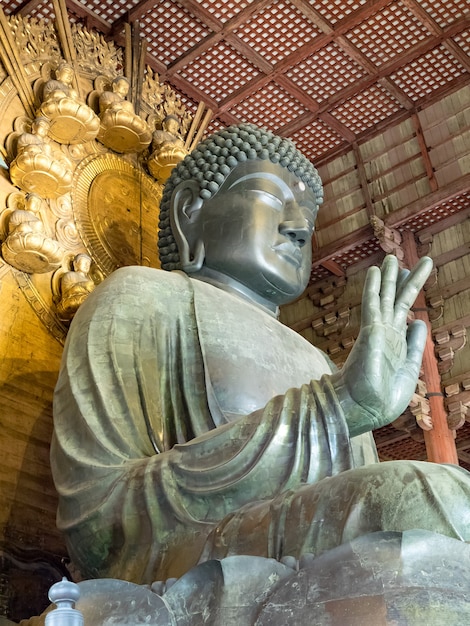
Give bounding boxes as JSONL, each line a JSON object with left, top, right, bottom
{"left": 394, "top": 320, "right": 428, "bottom": 414}
{"left": 396, "top": 267, "right": 410, "bottom": 293}
{"left": 405, "top": 319, "right": 428, "bottom": 373}
{"left": 361, "top": 264, "right": 381, "bottom": 326}
{"left": 380, "top": 255, "right": 399, "bottom": 324}
{"left": 394, "top": 257, "right": 433, "bottom": 326}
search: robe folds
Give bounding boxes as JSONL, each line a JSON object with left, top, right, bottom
{"left": 52, "top": 266, "right": 470, "bottom": 583}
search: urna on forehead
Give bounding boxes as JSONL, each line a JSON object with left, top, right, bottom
{"left": 158, "top": 123, "right": 323, "bottom": 270}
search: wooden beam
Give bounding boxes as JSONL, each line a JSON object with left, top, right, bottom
{"left": 312, "top": 176, "right": 470, "bottom": 268}
{"left": 163, "top": 0, "right": 274, "bottom": 76}
{"left": 314, "top": 75, "right": 470, "bottom": 168}
{"left": 386, "top": 173, "right": 470, "bottom": 228}
{"left": 417, "top": 206, "right": 470, "bottom": 240}
{"left": 345, "top": 250, "right": 384, "bottom": 278}
{"left": 353, "top": 142, "right": 374, "bottom": 218}
{"left": 13, "top": 0, "right": 44, "bottom": 15}
{"left": 166, "top": 32, "right": 224, "bottom": 74}
{"left": 274, "top": 74, "right": 320, "bottom": 114}
{"left": 443, "top": 40, "right": 470, "bottom": 73}
{"left": 401, "top": 230, "right": 459, "bottom": 464}
{"left": 226, "top": 33, "right": 274, "bottom": 75}
{"left": 320, "top": 259, "right": 346, "bottom": 276}
{"left": 312, "top": 224, "right": 373, "bottom": 266}
{"left": 411, "top": 112, "right": 438, "bottom": 192}
{"left": 65, "top": 0, "right": 112, "bottom": 33}
{"left": 291, "top": 0, "right": 334, "bottom": 33}
{"left": 319, "top": 112, "right": 356, "bottom": 142}
{"left": 378, "top": 77, "right": 414, "bottom": 110}
{"left": 159, "top": 71, "right": 219, "bottom": 113}
{"left": 429, "top": 241, "right": 470, "bottom": 270}
{"left": 427, "top": 274, "right": 470, "bottom": 302}
{"left": 214, "top": 14, "right": 469, "bottom": 137}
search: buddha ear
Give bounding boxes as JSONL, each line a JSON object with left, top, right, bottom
{"left": 170, "top": 180, "right": 205, "bottom": 272}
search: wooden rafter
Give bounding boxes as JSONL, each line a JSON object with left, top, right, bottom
{"left": 353, "top": 142, "right": 375, "bottom": 219}
{"left": 312, "top": 175, "right": 470, "bottom": 267}
{"left": 410, "top": 112, "right": 438, "bottom": 192}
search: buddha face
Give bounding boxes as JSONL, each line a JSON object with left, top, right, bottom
{"left": 32, "top": 118, "right": 49, "bottom": 137}
{"left": 164, "top": 117, "right": 179, "bottom": 134}
{"left": 57, "top": 65, "right": 73, "bottom": 84}
{"left": 114, "top": 79, "right": 129, "bottom": 98}
{"left": 182, "top": 160, "right": 318, "bottom": 306}
{"left": 74, "top": 255, "right": 91, "bottom": 273}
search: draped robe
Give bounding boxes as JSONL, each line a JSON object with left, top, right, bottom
{"left": 52, "top": 266, "right": 470, "bottom": 583}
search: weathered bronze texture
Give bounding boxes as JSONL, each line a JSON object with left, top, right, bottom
{"left": 52, "top": 125, "right": 470, "bottom": 606}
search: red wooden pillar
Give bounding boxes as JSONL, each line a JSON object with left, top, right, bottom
{"left": 401, "top": 230, "right": 459, "bottom": 464}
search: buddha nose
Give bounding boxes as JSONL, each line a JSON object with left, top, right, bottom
{"left": 279, "top": 206, "right": 310, "bottom": 247}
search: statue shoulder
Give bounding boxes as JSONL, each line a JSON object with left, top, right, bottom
{"left": 90, "top": 266, "right": 193, "bottom": 313}
{"left": 69, "top": 267, "right": 196, "bottom": 337}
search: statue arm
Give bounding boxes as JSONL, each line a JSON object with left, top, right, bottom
{"left": 330, "top": 255, "right": 432, "bottom": 437}
{"left": 53, "top": 368, "right": 354, "bottom": 580}
{"left": 52, "top": 268, "right": 357, "bottom": 579}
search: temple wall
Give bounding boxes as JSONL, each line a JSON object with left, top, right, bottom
{"left": 0, "top": 263, "right": 67, "bottom": 619}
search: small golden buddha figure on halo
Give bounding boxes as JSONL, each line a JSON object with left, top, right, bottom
{"left": 54, "top": 253, "right": 96, "bottom": 322}
{"left": 42, "top": 61, "right": 79, "bottom": 102}
{"left": 39, "top": 61, "right": 100, "bottom": 145}
{"left": 98, "top": 76, "right": 135, "bottom": 115}
{"left": 97, "top": 76, "right": 152, "bottom": 154}
{"left": 10, "top": 117, "right": 73, "bottom": 199}
{"left": 16, "top": 116, "right": 52, "bottom": 157}
{"left": 1, "top": 192, "right": 63, "bottom": 273}
{"left": 147, "top": 114, "right": 188, "bottom": 183}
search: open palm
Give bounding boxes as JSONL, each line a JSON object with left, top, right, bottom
{"left": 332, "top": 255, "right": 433, "bottom": 437}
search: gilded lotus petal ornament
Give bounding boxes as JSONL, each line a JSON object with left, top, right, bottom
{"left": 98, "top": 107, "right": 152, "bottom": 154}
{"left": 39, "top": 97, "right": 100, "bottom": 144}
{"left": 2, "top": 230, "right": 63, "bottom": 273}
{"left": 10, "top": 150, "right": 74, "bottom": 199}
{"left": 147, "top": 144, "right": 188, "bottom": 183}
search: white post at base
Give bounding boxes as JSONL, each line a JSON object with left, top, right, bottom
{"left": 45, "top": 578, "right": 84, "bottom": 626}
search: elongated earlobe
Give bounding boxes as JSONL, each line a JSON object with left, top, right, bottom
{"left": 170, "top": 180, "right": 205, "bottom": 272}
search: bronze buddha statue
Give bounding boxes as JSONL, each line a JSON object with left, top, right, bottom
{"left": 51, "top": 124, "right": 470, "bottom": 622}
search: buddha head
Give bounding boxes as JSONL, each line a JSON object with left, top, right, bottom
{"left": 31, "top": 117, "right": 50, "bottom": 138}
{"left": 112, "top": 77, "right": 130, "bottom": 99}
{"left": 73, "top": 253, "right": 92, "bottom": 274}
{"left": 24, "top": 192, "right": 43, "bottom": 213}
{"left": 162, "top": 115, "right": 180, "bottom": 135}
{"left": 56, "top": 61, "right": 74, "bottom": 85}
{"left": 159, "top": 123, "right": 323, "bottom": 308}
